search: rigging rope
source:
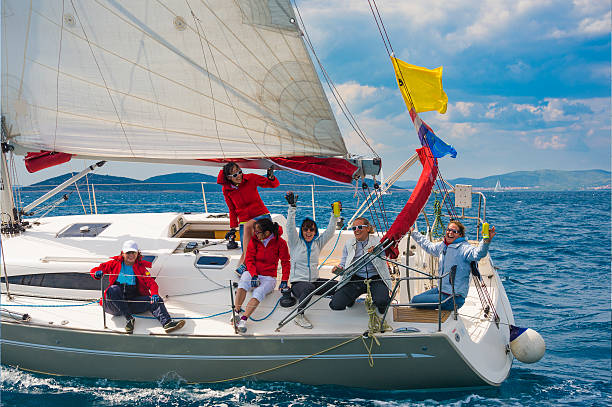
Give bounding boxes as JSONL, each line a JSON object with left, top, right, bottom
{"left": 431, "top": 192, "right": 446, "bottom": 238}
{"left": 293, "top": 0, "right": 379, "bottom": 158}
{"left": 69, "top": 0, "right": 135, "bottom": 157}
{"left": 367, "top": 0, "right": 466, "bottom": 227}
{"left": 192, "top": 335, "right": 362, "bottom": 384}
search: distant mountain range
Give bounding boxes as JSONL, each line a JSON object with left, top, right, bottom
{"left": 27, "top": 171, "right": 367, "bottom": 192}
{"left": 393, "top": 169, "right": 610, "bottom": 191}
{"left": 27, "top": 169, "right": 610, "bottom": 191}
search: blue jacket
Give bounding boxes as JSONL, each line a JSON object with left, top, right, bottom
{"left": 412, "top": 232, "right": 491, "bottom": 297}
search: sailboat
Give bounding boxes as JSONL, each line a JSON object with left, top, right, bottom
{"left": 0, "top": 1, "right": 542, "bottom": 389}
{"left": 494, "top": 180, "right": 503, "bottom": 193}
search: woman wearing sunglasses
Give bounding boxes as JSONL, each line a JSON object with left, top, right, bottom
{"left": 284, "top": 192, "right": 341, "bottom": 329}
{"left": 232, "top": 218, "right": 290, "bottom": 333}
{"left": 217, "top": 162, "right": 279, "bottom": 276}
{"left": 329, "top": 217, "right": 392, "bottom": 314}
{"left": 409, "top": 220, "right": 496, "bottom": 310}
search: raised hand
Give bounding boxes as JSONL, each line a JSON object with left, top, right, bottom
{"left": 285, "top": 191, "right": 298, "bottom": 207}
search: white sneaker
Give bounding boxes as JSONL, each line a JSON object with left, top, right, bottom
{"left": 236, "top": 318, "right": 247, "bottom": 333}
{"left": 230, "top": 311, "right": 242, "bottom": 326}
{"left": 294, "top": 313, "right": 313, "bottom": 329}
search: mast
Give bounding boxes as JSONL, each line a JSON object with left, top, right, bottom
{"left": 0, "top": 117, "right": 21, "bottom": 233}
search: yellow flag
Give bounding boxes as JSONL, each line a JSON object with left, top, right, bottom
{"left": 391, "top": 57, "right": 448, "bottom": 114}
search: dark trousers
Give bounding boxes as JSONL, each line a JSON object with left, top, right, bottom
{"left": 103, "top": 284, "right": 171, "bottom": 326}
{"left": 291, "top": 279, "right": 337, "bottom": 312}
{"left": 329, "top": 274, "right": 390, "bottom": 313}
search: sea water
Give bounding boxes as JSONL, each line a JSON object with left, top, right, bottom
{"left": 1, "top": 190, "right": 610, "bottom": 406}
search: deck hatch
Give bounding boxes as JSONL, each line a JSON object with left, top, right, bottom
{"left": 195, "top": 255, "right": 229, "bottom": 268}
{"left": 56, "top": 223, "right": 111, "bottom": 238}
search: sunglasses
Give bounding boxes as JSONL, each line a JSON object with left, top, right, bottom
{"left": 351, "top": 224, "right": 368, "bottom": 231}
{"left": 228, "top": 170, "right": 243, "bottom": 179}
{"left": 302, "top": 227, "right": 315, "bottom": 232}
{"left": 446, "top": 228, "right": 460, "bottom": 234}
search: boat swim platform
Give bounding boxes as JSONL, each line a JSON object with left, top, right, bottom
{"left": 392, "top": 307, "right": 451, "bottom": 323}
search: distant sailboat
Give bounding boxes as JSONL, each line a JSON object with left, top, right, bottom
{"left": 494, "top": 179, "right": 503, "bottom": 193}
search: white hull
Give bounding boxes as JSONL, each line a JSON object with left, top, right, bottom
{"left": 1, "top": 212, "right": 514, "bottom": 389}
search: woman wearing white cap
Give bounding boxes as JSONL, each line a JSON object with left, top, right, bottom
{"left": 90, "top": 240, "right": 185, "bottom": 334}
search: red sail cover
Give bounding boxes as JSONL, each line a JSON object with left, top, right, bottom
{"left": 382, "top": 146, "right": 438, "bottom": 258}
{"left": 25, "top": 151, "right": 72, "bottom": 173}
{"left": 201, "top": 156, "right": 358, "bottom": 184}
{"left": 270, "top": 156, "right": 357, "bottom": 184}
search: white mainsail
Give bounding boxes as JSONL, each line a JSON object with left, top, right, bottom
{"left": 1, "top": 0, "right": 347, "bottom": 162}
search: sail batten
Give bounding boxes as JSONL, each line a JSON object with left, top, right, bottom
{"left": 2, "top": 0, "right": 347, "bottom": 163}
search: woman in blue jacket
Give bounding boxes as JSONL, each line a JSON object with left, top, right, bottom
{"left": 410, "top": 220, "right": 496, "bottom": 310}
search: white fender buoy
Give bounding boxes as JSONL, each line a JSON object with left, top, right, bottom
{"left": 509, "top": 325, "right": 545, "bottom": 363}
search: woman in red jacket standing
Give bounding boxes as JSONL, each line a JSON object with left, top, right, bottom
{"left": 217, "top": 162, "right": 280, "bottom": 276}
{"left": 232, "top": 218, "right": 290, "bottom": 333}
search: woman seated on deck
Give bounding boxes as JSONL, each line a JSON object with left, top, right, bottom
{"left": 232, "top": 218, "right": 290, "bottom": 333}
{"left": 284, "top": 192, "right": 341, "bottom": 329}
{"left": 91, "top": 240, "right": 185, "bottom": 334}
{"left": 409, "top": 220, "right": 496, "bottom": 310}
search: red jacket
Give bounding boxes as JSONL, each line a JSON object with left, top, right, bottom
{"left": 217, "top": 169, "right": 279, "bottom": 228}
{"left": 90, "top": 255, "right": 159, "bottom": 303}
{"left": 245, "top": 227, "right": 291, "bottom": 281}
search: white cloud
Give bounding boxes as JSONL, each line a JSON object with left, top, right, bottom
{"left": 447, "top": 122, "right": 478, "bottom": 140}
{"left": 335, "top": 81, "right": 379, "bottom": 105}
{"left": 550, "top": 11, "right": 611, "bottom": 38}
{"left": 453, "top": 102, "right": 474, "bottom": 117}
{"left": 298, "top": 0, "right": 609, "bottom": 57}
{"left": 533, "top": 134, "right": 566, "bottom": 149}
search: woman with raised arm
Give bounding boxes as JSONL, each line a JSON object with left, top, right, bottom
{"left": 217, "top": 162, "right": 279, "bottom": 276}
{"left": 285, "top": 192, "right": 341, "bottom": 329}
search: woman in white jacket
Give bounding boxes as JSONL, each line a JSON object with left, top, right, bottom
{"left": 285, "top": 192, "right": 340, "bottom": 329}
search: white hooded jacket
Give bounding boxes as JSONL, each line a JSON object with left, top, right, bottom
{"left": 286, "top": 206, "right": 337, "bottom": 283}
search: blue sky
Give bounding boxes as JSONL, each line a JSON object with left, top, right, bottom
{"left": 297, "top": 0, "right": 611, "bottom": 180}
{"left": 11, "top": 0, "right": 611, "bottom": 184}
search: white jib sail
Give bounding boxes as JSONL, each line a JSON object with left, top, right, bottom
{"left": 1, "top": 0, "right": 347, "bottom": 162}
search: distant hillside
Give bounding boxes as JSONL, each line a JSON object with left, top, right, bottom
{"left": 394, "top": 169, "right": 610, "bottom": 191}
{"left": 28, "top": 169, "right": 610, "bottom": 192}
{"left": 27, "top": 170, "right": 375, "bottom": 192}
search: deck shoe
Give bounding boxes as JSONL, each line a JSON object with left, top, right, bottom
{"left": 235, "top": 264, "right": 247, "bottom": 277}
{"left": 236, "top": 317, "right": 247, "bottom": 333}
{"left": 230, "top": 310, "right": 242, "bottom": 326}
{"left": 163, "top": 319, "right": 185, "bottom": 333}
{"left": 125, "top": 317, "right": 135, "bottom": 334}
{"left": 294, "top": 313, "right": 313, "bottom": 329}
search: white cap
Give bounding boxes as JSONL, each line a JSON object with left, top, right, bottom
{"left": 122, "top": 240, "right": 139, "bottom": 253}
